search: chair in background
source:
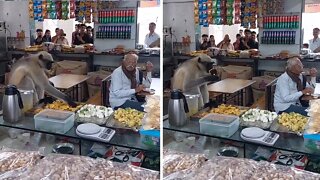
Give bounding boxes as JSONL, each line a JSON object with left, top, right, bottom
{"left": 265, "top": 78, "right": 278, "bottom": 112}
{"left": 101, "top": 75, "right": 111, "bottom": 107}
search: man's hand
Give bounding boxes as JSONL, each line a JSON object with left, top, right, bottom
{"left": 310, "top": 68, "right": 318, "bottom": 77}
{"left": 146, "top": 61, "right": 153, "bottom": 72}
{"left": 302, "top": 87, "right": 314, "bottom": 95}
{"left": 135, "top": 85, "right": 144, "bottom": 93}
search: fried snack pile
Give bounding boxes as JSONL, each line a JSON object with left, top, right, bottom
{"left": 198, "top": 104, "right": 246, "bottom": 117}
{"left": 34, "top": 100, "right": 83, "bottom": 114}
{"left": 143, "top": 95, "right": 160, "bottom": 130}
{"left": 278, "top": 112, "right": 308, "bottom": 133}
{"left": 114, "top": 108, "right": 144, "bottom": 128}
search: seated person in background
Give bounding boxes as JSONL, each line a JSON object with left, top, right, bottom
{"left": 217, "top": 34, "right": 234, "bottom": 50}
{"left": 53, "top": 29, "right": 69, "bottom": 45}
{"left": 51, "top": 28, "right": 60, "bottom": 43}
{"left": 199, "top": 34, "right": 210, "bottom": 50}
{"left": 74, "top": 24, "right": 90, "bottom": 45}
{"left": 144, "top": 22, "right": 160, "bottom": 48}
{"left": 209, "top": 35, "right": 216, "bottom": 47}
{"left": 42, "top": 29, "right": 51, "bottom": 43}
{"left": 34, "top": 29, "right": 43, "bottom": 45}
{"left": 274, "top": 57, "right": 317, "bottom": 116}
{"left": 239, "top": 29, "right": 255, "bottom": 50}
{"left": 251, "top": 31, "right": 259, "bottom": 49}
{"left": 239, "top": 29, "right": 244, "bottom": 37}
{"left": 233, "top": 34, "right": 241, "bottom": 50}
{"left": 109, "top": 53, "right": 153, "bottom": 111}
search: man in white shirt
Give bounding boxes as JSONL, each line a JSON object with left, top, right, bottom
{"left": 309, "top": 28, "right": 320, "bottom": 53}
{"left": 274, "top": 57, "right": 317, "bottom": 116}
{"left": 109, "top": 53, "right": 153, "bottom": 111}
{"left": 144, "top": 22, "right": 160, "bottom": 48}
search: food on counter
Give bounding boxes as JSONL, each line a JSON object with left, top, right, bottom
{"left": 33, "top": 100, "right": 84, "bottom": 114}
{"left": 164, "top": 153, "right": 320, "bottom": 180}
{"left": 78, "top": 104, "right": 113, "bottom": 119}
{"left": 24, "top": 154, "right": 95, "bottom": 180}
{"left": 241, "top": 109, "right": 277, "bottom": 123}
{"left": 278, "top": 112, "right": 308, "bottom": 133}
{"left": 227, "top": 50, "right": 240, "bottom": 57}
{"left": 197, "top": 104, "right": 247, "bottom": 118}
{"left": 0, "top": 150, "right": 41, "bottom": 174}
{"left": 163, "top": 149, "right": 207, "bottom": 177}
{"left": 189, "top": 50, "right": 208, "bottom": 57}
{"left": 76, "top": 104, "right": 113, "bottom": 125}
{"left": 143, "top": 95, "right": 160, "bottom": 130}
{"left": 114, "top": 108, "right": 144, "bottom": 128}
{"left": 24, "top": 45, "right": 43, "bottom": 52}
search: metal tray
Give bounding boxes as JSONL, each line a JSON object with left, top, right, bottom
{"left": 240, "top": 118, "right": 274, "bottom": 130}
{"left": 76, "top": 113, "right": 113, "bottom": 126}
{"left": 270, "top": 118, "right": 305, "bottom": 135}
{"left": 191, "top": 106, "right": 249, "bottom": 120}
{"left": 25, "top": 102, "right": 84, "bottom": 116}
{"left": 105, "top": 115, "right": 140, "bottom": 132}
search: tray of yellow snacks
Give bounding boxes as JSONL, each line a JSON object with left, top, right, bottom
{"left": 192, "top": 104, "right": 249, "bottom": 119}
{"left": 25, "top": 100, "right": 84, "bottom": 116}
{"left": 270, "top": 112, "right": 308, "bottom": 134}
{"left": 105, "top": 108, "right": 145, "bottom": 131}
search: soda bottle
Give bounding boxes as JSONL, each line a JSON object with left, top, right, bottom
{"left": 275, "top": 16, "right": 279, "bottom": 29}
{"left": 120, "top": 10, "right": 124, "bottom": 23}
{"left": 131, "top": 10, "right": 135, "bottom": 23}
{"left": 263, "top": 17, "right": 266, "bottom": 29}
{"left": 295, "top": 16, "right": 299, "bottom": 29}
{"left": 116, "top": 11, "right": 120, "bottom": 23}
{"left": 128, "top": 26, "right": 131, "bottom": 39}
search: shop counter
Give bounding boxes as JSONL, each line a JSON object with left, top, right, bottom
{"left": 0, "top": 115, "right": 159, "bottom": 154}
{"left": 163, "top": 119, "right": 320, "bottom": 157}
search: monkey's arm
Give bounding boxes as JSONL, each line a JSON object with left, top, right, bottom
{"left": 30, "top": 70, "right": 76, "bottom": 106}
{"left": 184, "top": 75, "right": 220, "bottom": 92}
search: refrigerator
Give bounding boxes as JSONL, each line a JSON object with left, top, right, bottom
{"left": 0, "top": 21, "right": 8, "bottom": 77}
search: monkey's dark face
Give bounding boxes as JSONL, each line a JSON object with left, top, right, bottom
{"left": 38, "top": 53, "right": 54, "bottom": 70}
{"left": 197, "top": 56, "right": 215, "bottom": 73}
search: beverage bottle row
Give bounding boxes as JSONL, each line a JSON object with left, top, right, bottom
{"left": 96, "top": 26, "right": 132, "bottom": 39}
{"left": 261, "top": 31, "right": 296, "bottom": 45}
{"left": 263, "top": 16, "right": 299, "bottom": 29}
{"left": 98, "top": 10, "right": 135, "bottom": 24}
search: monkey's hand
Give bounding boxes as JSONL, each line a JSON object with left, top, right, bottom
{"left": 64, "top": 96, "right": 77, "bottom": 107}
{"left": 203, "top": 75, "right": 220, "bottom": 82}
{"left": 38, "top": 97, "right": 55, "bottom": 105}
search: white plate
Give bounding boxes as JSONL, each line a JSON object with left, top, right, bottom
{"left": 77, "top": 123, "right": 101, "bottom": 135}
{"left": 241, "top": 127, "right": 266, "bottom": 139}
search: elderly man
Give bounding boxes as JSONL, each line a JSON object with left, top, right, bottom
{"left": 109, "top": 53, "right": 153, "bottom": 111}
{"left": 274, "top": 57, "right": 317, "bottom": 116}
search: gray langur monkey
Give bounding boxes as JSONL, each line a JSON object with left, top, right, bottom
{"left": 172, "top": 54, "right": 219, "bottom": 108}
{"left": 8, "top": 51, "right": 77, "bottom": 107}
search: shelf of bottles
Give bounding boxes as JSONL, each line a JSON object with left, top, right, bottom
{"left": 96, "top": 26, "right": 131, "bottom": 39}
{"left": 261, "top": 31, "right": 296, "bottom": 45}
{"left": 263, "top": 15, "right": 299, "bottom": 29}
{"left": 98, "top": 9, "right": 135, "bottom": 24}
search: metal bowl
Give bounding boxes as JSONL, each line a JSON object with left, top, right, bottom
{"left": 52, "top": 143, "right": 74, "bottom": 154}
{"left": 217, "top": 146, "right": 239, "bottom": 157}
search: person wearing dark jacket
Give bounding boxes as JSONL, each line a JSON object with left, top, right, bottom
{"left": 239, "top": 29, "right": 256, "bottom": 50}
{"left": 200, "top": 34, "right": 211, "bottom": 50}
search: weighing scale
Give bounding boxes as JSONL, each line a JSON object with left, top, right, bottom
{"left": 240, "top": 127, "right": 279, "bottom": 146}
{"left": 76, "top": 123, "right": 115, "bottom": 143}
